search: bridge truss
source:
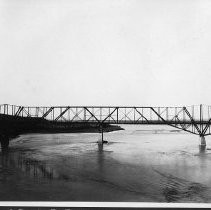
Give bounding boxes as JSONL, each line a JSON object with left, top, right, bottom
{"left": 1, "top": 104, "right": 211, "bottom": 137}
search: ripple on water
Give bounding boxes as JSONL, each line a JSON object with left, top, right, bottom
{"left": 153, "top": 169, "right": 207, "bottom": 202}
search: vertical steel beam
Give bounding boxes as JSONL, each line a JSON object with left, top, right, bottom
{"left": 84, "top": 108, "right": 86, "bottom": 121}
{"left": 200, "top": 104, "right": 203, "bottom": 133}
{"left": 166, "top": 107, "right": 168, "bottom": 121}
{"left": 158, "top": 107, "right": 160, "bottom": 121}
{"left": 117, "top": 108, "right": 119, "bottom": 124}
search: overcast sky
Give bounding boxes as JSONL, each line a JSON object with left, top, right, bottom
{"left": 0, "top": 0, "right": 211, "bottom": 107}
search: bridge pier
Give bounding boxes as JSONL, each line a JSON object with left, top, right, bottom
{"left": 199, "top": 135, "right": 206, "bottom": 152}
{"left": 200, "top": 135, "right": 206, "bottom": 146}
{"left": 99, "top": 125, "right": 108, "bottom": 144}
{"left": 0, "top": 134, "right": 9, "bottom": 151}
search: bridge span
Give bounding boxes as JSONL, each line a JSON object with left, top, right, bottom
{"left": 0, "top": 104, "right": 211, "bottom": 149}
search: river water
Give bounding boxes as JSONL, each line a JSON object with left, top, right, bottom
{"left": 1, "top": 125, "right": 211, "bottom": 202}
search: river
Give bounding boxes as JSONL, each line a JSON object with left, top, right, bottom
{"left": 0, "top": 125, "right": 211, "bottom": 202}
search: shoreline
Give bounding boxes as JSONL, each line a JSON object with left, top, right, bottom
{"left": 0, "top": 114, "right": 124, "bottom": 148}
{"left": 8, "top": 124, "right": 124, "bottom": 137}
{"left": 4, "top": 124, "right": 124, "bottom": 140}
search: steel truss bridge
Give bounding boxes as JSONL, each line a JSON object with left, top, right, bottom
{"left": 1, "top": 104, "right": 211, "bottom": 139}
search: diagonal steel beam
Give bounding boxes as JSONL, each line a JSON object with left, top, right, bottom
{"left": 183, "top": 107, "right": 201, "bottom": 135}
{"left": 102, "top": 108, "right": 117, "bottom": 123}
{"left": 42, "top": 107, "right": 54, "bottom": 118}
{"left": 55, "top": 107, "right": 70, "bottom": 121}
{"left": 15, "top": 106, "right": 24, "bottom": 116}
{"left": 150, "top": 107, "right": 197, "bottom": 135}
{"left": 22, "top": 107, "right": 31, "bottom": 117}
{"left": 134, "top": 108, "right": 149, "bottom": 123}
{"left": 119, "top": 108, "right": 133, "bottom": 121}
{"left": 84, "top": 107, "right": 101, "bottom": 123}
{"left": 202, "top": 118, "right": 211, "bottom": 136}
{"left": 70, "top": 108, "right": 84, "bottom": 122}
{"left": 86, "top": 108, "right": 101, "bottom": 122}
{"left": 170, "top": 108, "right": 184, "bottom": 121}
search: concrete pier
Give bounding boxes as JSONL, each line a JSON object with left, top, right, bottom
{"left": 200, "top": 136, "right": 206, "bottom": 146}
{"left": 199, "top": 135, "right": 206, "bottom": 152}
{"left": 98, "top": 125, "right": 108, "bottom": 144}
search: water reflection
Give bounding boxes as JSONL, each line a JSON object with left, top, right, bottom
{"left": 1, "top": 129, "right": 211, "bottom": 202}
{"left": 97, "top": 142, "right": 104, "bottom": 153}
{"left": 199, "top": 145, "right": 206, "bottom": 154}
{"left": 97, "top": 142, "right": 105, "bottom": 176}
{"left": 0, "top": 150, "right": 54, "bottom": 180}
